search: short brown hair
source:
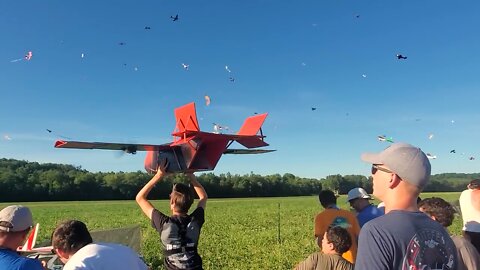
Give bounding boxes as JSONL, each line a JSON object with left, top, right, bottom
{"left": 170, "top": 183, "right": 194, "bottom": 213}
{"left": 468, "top": 179, "right": 480, "bottom": 189}
{"left": 326, "top": 226, "right": 352, "bottom": 254}
{"left": 52, "top": 220, "right": 93, "bottom": 254}
{"left": 418, "top": 197, "right": 456, "bottom": 227}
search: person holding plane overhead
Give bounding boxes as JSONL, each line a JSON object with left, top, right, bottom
{"left": 136, "top": 158, "right": 208, "bottom": 270}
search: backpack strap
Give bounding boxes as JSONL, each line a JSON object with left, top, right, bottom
{"left": 164, "top": 216, "right": 196, "bottom": 256}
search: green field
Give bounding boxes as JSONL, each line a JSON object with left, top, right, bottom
{"left": 1, "top": 192, "right": 464, "bottom": 269}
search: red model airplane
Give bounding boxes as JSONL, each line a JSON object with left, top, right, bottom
{"left": 55, "top": 102, "right": 274, "bottom": 173}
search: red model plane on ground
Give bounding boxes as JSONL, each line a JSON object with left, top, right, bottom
{"left": 55, "top": 102, "right": 274, "bottom": 173}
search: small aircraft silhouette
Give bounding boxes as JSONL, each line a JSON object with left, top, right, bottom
{"left": 377, "top": 135, "right": 394, "bottom": 143}
{"left": 171, "top": 14, "right": 179, "bottom": 21}
{"left": 212, "top": 123, "right": 229, "bottom": 134}
{"left": 181, "top": 63, "right": 189, "bottom": 70}
{"left": 55, "top": 102, "right": 274, "bottom": 173}
{"left": 450, "top": 149, "right": 456, "bottom": 153}
{"left": 396, "top": 54, "right": 407, "bottom": 60}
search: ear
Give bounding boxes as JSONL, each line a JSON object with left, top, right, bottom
{"left": 327, "top": 242, "right": 335, "bottom": 252}
{"left": 55, "top": 248, "right": 70, "bottom": 262}
{"left": 388, "top": 174, "right": 402, "bottom": 189}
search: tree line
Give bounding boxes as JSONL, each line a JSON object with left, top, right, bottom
{"left": 0, "top": 158, "right": 478, "bottom": 202}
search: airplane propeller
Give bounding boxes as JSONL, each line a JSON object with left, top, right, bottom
{"left": 115, "top": 144, "right": 138, "bottom": 158}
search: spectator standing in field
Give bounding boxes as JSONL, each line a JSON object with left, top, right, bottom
{"left": 294, "top": 226, "right": 353, "bottom": 270}
{"left": 314, "top": 190, "right": 360, "bottom": 264}
{"left": 0, "top": 205, "right": 44, "bottom": 270}
{"left": 52, "top": 219, "right": 148, "bottom": 270}
{"left": 136, "top": 159, "right": 207, "bottom": 270}
{"left": 347, "top": 187, "right": 384, "bottom": 227}
{"left": 419, "top": 197, "right": 480, "bottom": 270}
{"left": 459, "top": 179, "right": 480, "bottom": 254}
{"left": 355, "top": 143, "right": 457, "bottom": 270}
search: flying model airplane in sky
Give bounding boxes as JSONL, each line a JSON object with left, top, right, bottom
{"left": 54, "top": 102, "right": 274, "bottom": 173}
{"left": 377, "top": 135, "right": 394, "bottom": 143}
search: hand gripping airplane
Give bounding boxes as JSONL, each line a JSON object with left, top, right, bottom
{"left": 54, "top": 102, "right": 275, "bottom": 173}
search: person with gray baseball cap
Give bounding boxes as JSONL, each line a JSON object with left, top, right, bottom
{"left": 0, "top": 205, "right": 44, "bottom": 270}
{"left": 354, "top": 143, "right": 458, "bottom": 270}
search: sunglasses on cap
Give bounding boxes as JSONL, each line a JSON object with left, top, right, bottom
{"left": 371, "top": 164, "right": 393, "bottom": 175}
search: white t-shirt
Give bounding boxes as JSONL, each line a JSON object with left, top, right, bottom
{"left": 63, "top": 243, "right": 148, "bottom": 270}
{"left": 459, "top": 189, "right": 480, "bottom": 232}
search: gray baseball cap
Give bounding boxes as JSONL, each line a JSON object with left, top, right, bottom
{"left": 361, "top": 143, "right": 431, "bottom": 189}
{"left": 0, "top": 205, "right": 33, "bottom": 232}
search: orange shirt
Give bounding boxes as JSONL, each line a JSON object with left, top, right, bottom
{"left": 314, "top": 208, "right": 361, "bottom": 263}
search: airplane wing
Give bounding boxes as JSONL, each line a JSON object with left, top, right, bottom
{"left": 223, "top": 149, "right": 276, "bottom": 154}
{"left": 54, "top": 140, "right": 171, "bottom": 152}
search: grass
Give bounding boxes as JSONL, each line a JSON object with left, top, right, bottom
{"left": 0, "top": 192, "right": 463, "bottom": 269}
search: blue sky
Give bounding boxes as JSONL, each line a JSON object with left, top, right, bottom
{"left": 1, "top": 0, "right": 479, "bottom": 179}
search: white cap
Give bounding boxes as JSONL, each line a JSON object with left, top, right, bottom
{"left": 0, "top": 205, "right": 33, "bottom": 232}
{"left": 347, "top": 188, "right": 372, "bottom": 202}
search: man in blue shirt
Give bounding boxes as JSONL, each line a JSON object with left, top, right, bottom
{"left": 347, "top": 187, "right": 384, "bottom": 227}
{"left": 355, "top": 143, "right": 457, "bottom": 270}
{"left": 0, "top": 205, "right": 44, "bottom": 270}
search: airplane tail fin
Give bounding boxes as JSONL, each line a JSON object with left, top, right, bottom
{"left": 21, "top": 223, "right": 39, "bottom": 251}
{"left": 173, "top": 102, "right": 200, "bottom": 135}
{"left": 236, "top": 113, "right": 269, "bottom": 148}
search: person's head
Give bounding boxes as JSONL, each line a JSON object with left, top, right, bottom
{"left": 170, "top": 183, "right": 194, "bottom": 214}
{"left": 347, "top": 187, "right": 372, "bottom": 211}
{"left": 318, "top": 190, "right": 337, "bottom": 208}
{"left": 321, "top": 226, "right": 352, "bottom": 255}
{"left": 361, "top": 143, "right": 431, "bottom": 202}
{"left": 0, "top": 205, "right": 34, "bottom": 249}
{"left": 418, "top": 197, "right": 455, "bottom": 228}
{"left": 52, "top": 220, "right": 93, "bottom": 263}
{"left": 467, "top": 179, "right": 480, "bottom": 190}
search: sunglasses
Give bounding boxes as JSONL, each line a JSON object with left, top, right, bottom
{"left": 371, "top": 164, "right": 393, "bottom": 175}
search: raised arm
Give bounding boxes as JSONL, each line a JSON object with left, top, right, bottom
{"left": 136, "top": 159, "right": 169, "bottom": 219}
{"left": 187, "top": 173, "right": 208, "bottom": 209}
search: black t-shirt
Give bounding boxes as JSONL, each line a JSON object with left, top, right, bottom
{"left": 152, "top": 207, "right": 205, "bottom": 270}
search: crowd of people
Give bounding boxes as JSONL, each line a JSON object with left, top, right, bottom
{"left": 1, "top": 142, "right": 480, "bottom": 270}
{"left": 295, "top": 143, "right": 480, "bottom": 270}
